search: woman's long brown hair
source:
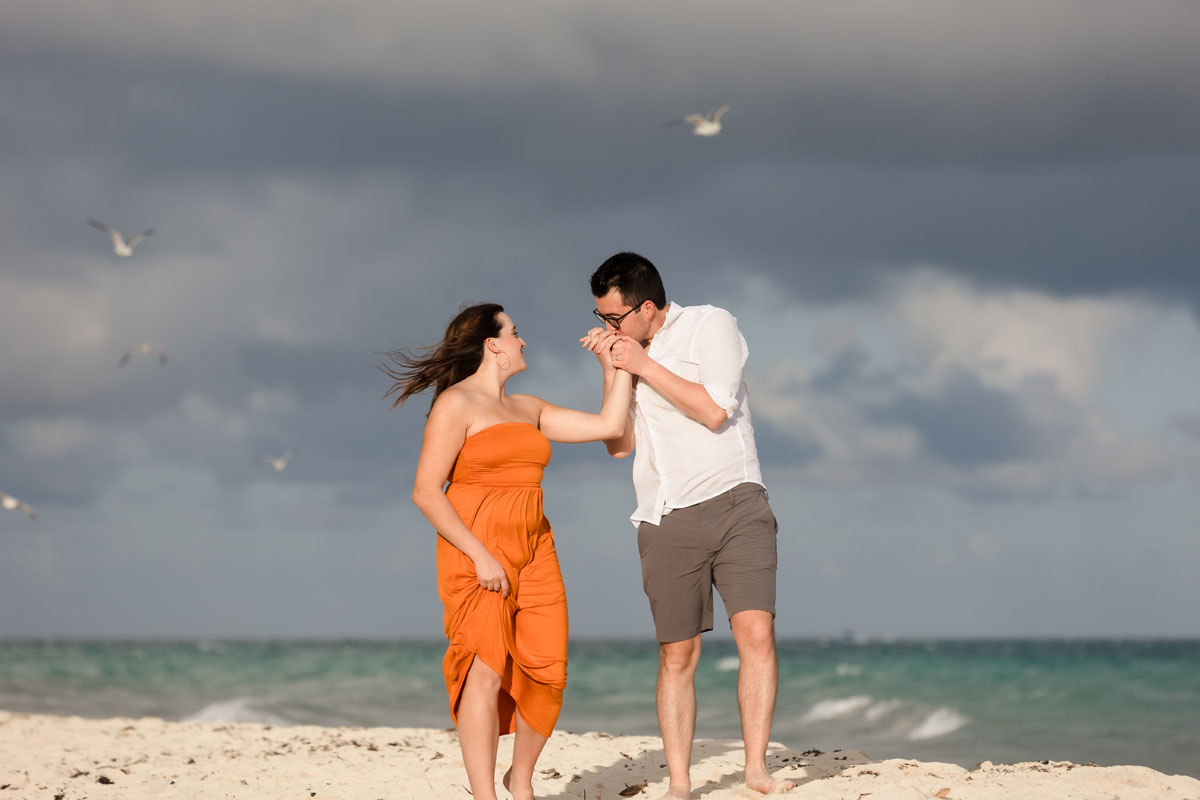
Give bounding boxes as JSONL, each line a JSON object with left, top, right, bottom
{"left": 380, "top": 303, "right": 504, "bottom": 410}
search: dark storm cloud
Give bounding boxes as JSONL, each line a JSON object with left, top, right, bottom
{"left": 4, "top": 2, "right": 1199, "bottom": 169}
{"left": 0, "top": 430, "right": 119, "bottom": 507}
{"left": 697, "top": 159, "right": 1200, "bottom": 307}
{"left": 236, "top": 340, "right": 385, "bottom": 405}
{"left": 3, "top": 0, "right": 1200, "bottom": 638}
{"left": 3, "top": 0, "right": 1200, "bottom": 309}
{"left": 807, "top": 344, "right": 905, "bottom": 395}
{"left": 751, "top": 415, "right": 824, "bottom": 469}
{"left": 869, "top": 368, "right": 1050, "bottom": 467}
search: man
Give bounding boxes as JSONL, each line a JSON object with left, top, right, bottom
{"left": 582, "top": 252, "right": 792, "bottom": 798}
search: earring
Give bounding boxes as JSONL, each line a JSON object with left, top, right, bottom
{"left": 495, "top": 350, "right": 510, "bottom": 370}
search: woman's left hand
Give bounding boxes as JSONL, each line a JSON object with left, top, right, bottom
{"left": 580, "top": 327, "right": 620, "bottom": 367}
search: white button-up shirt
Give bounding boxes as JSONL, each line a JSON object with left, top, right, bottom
{"left": 627, "top": 302, "right": 763, "bottom": 527}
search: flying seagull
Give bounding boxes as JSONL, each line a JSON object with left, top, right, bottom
{"left": 259, "top": 451, "right": 295, "bottom": 472}
{"left": 665, "top": 104, "right": 730, "bottom": 137}
{"left": 87, "top": 218, "right": 154, "bottom": 257}
{"left": 0, "top": 491, "right": 36, "bottom": 520}
{"left": 119, "top": 343, "right": 168, "bottom": 367}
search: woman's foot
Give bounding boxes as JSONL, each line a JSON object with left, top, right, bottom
{"left": 502, "top": 766, "right": 535, "bottom": 800}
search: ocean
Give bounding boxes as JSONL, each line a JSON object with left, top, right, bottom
{"left": 1, "top": 639, "right": 1197, "bottom": 779}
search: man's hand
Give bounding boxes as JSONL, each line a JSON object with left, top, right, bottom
{"left": 580, "top": 326, "right": 620, "bottom": 369}
{"left": 611, "top": 335, "right": 650, "bottom": 375}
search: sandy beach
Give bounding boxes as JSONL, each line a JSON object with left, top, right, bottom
{"left": 2, "top": 710, "right": 1197, "bottom": 800}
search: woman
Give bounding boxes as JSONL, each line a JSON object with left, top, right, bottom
{"left": 382, "top": 303, "right": 631, "bottom": 800}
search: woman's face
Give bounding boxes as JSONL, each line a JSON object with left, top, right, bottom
{"left": 493, "top": 313, "right": 527, "bottom": 372}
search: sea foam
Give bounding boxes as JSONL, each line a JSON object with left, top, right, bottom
{"left": 801, "top": 695, "right": 873, "bottom": 721}
{"left": 864, "top": 698, "right": 904, "bottom": 722}
{"left": 907, "top": 707, "right": 969, "bottom": 740}
{"left": 714, "top": 656, "right": 740, "bottom": 672}
{"left": 185, "top": 697, "right": 291, "bottom": 726}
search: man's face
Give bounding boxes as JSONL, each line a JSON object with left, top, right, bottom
{"left": 593, "top": 288, "right": 651, "bottom": 340}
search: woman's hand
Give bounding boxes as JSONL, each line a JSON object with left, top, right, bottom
{"left": 580, "top": 327, "right": 620, "bottom": 369}
{"left": 472, "top": 551, "right": 511, "bottom": 598}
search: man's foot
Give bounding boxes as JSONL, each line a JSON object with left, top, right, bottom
{"left": 501, "top": 767, "right": 534, "bottom": 800}
{"left": 745, "top": 771, "right": 795, "bottom": 795}
{"left": 657, "top": 784, "right": 691, "bottom": 800}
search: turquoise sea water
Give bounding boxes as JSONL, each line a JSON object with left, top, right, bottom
{"left": 1, "top": 639, "right": 1197, "bottom": 778}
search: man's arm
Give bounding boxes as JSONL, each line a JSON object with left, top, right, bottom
{"left": 623, "top": 354, "right": 727, "bottom": 431}
{"left": 610, "top": 309, "right": 746, "bottom": 432}
{"left": 614, "top": 309, "right": 744, "bottom": 434}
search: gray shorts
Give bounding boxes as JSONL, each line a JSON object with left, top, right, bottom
{"left": 637, "top": 482, "right": 778, "bottom": 644}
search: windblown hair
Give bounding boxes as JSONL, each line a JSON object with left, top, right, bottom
{"left": 381, "top": 303, "right": 504, "bottom": 410}
{"left": 589, "top": 251, "right": 667, "bottom": 310}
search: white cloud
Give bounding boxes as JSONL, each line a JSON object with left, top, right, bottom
{"left": 886, "top": 269, "right": 1152, "bottom": 399}
{"left": 747, "top": 269, "right": 1182, "bottom": 495}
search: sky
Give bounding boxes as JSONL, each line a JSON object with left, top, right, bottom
{"left": 1, "top": 0, "right": 1199, "bottom": 639}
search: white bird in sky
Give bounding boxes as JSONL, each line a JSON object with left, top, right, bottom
{"left": 665, "top": 104, "right": 730, "bottom": 137}
{"left": 87, "top": 218, "right": 154, "bottom": 257}
{"left": 119, "top": 343, "right": 168, "bottom": 367}
{"left": 259, "top": 451, "right": 295, "bottom": 472}
{"left": 1, "top": 491, "right": 37, "bottom": 521}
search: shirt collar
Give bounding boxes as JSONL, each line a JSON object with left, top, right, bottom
{"left": 653, "top": 301, "right": 682, "bottom": 339}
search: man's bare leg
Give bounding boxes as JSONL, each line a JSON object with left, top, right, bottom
{"left": 657, "top": 635, "right": 702, "bottom": 799}
{"left": 502, "top": 712, "right": 548, "bottom": 800}
{"left": 457, "top": 656, "right": 502, "bottom": 800}
{"left": 730, "top": 610, "right": 794, "bottom": 794}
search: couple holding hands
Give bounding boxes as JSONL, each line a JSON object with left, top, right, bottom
{"left": 384, "top": 252, "right": 791, "bottom": 799}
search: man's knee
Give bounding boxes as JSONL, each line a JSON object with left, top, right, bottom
{"left": 731, "top": 611, "right": 776, "bottom": 658}
{"left": 659, "top": 637, "right": 702, "bottom": 677}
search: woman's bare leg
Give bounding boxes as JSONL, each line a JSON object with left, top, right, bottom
{"left": 458, "top": 656, "right": 503, "bottom": 800}
{"left": 502, "top": 712, "right": 548, "bottom": 800}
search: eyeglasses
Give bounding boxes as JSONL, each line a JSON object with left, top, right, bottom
{"left": 592, "top": 301, "right": 645, "bottom": 330}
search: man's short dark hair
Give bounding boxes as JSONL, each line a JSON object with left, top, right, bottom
{"left": 590, "top": 252, "right": 667, "bottom": 310}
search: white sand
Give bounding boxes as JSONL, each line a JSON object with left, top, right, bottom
{"left": 2, "top": 710, "right": 1197, "bottom": 799}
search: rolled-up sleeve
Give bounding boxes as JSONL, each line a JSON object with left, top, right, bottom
{"left": 697, "top": 308, "right": 748, "bottom": 418}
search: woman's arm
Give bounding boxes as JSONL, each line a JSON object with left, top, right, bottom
{"left": 577, "top": 326, "right": 635, "bottom": 457}
{"left": 601, "top": 364, "right": 635, "bottom": 458}
{"left": 531, "top": 351, "right": 635, "bottom": 444}
{"left": 410, "top": 391, "right": 511, "bottom": 597}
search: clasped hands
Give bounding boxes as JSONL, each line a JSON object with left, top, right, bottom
{"left": 579, "top": 327, "right": 646, "bottom": 373}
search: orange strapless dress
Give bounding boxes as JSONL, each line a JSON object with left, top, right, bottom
{"left": 438, "top": 421, "right": 568, "bottom": 739}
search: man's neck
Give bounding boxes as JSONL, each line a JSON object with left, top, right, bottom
{"left": 645, "top": 300, "right": 670, "bottom": 343}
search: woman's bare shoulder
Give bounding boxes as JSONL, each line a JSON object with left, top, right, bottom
{"left": 428, "top": 385, "right": 479, "bottom": 423}
{"left": 508, "top": 393, "right": 549, "bottom": 414}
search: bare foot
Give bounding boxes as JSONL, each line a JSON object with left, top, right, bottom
{"left": 745, "top": 771, "right": 796, "bottom": 795}
{"left": 657, "top": 784, "right": 691, "bottom": 800}
{"left": 501, "top": 767, "right": 534, "bottom": 800}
